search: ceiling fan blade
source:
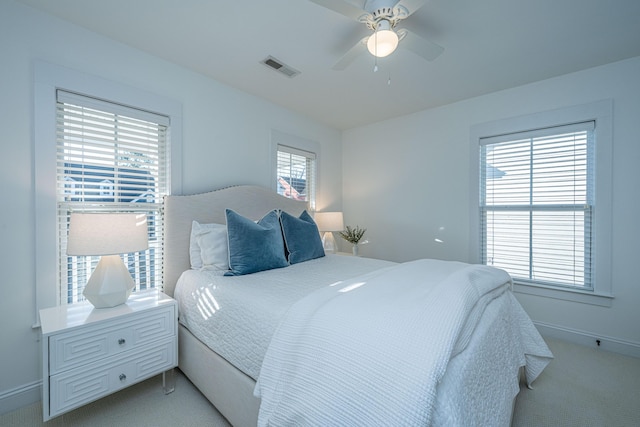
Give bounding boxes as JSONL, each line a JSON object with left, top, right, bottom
{"left": 395, "top": 0, "right": 428, "bottom": 17}
{"left": 332, "top": 37, "right": 369, "bottom": 70}
{"left": 308, "top": 0, "right": 367, "bottom": 21}
{"left": 398, "top": 28, "right": 443, "bottom": 61}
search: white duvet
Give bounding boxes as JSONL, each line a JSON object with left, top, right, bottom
{"left": 174, "top": 254, "right": 396, "bottom": 380}
{"left": 254, "top": 259, "right": 552, "bottom": 427}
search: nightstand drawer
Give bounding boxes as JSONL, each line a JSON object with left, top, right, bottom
{"left": 49, "top": 306, "right": 175, "bottom": 374}
{"left": 49, "top": 338, "right": 176, "bottom": 417}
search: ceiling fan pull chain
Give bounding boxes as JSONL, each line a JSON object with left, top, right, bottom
{"left": 373, "top": 30, "right": 379, "bottom": 72}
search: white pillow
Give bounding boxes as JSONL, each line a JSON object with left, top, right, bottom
{"left": 189, "top": 221, "right": 229, "bottom": 271}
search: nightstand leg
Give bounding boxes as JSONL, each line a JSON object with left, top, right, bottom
{"left": 162, "top": 368, "right": 175, "bottom": 394}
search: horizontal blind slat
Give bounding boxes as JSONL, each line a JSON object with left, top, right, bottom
{"left": 57, "top": 89, "right": 170, "bottom": 126}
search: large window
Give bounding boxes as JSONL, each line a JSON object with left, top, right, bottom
{"left": 471, "top": 101, "right": 613, "bottom": 305}
{"left": 55, "top": 90, "right": 169, "bottom": 304}
{"left": 480, "top": 122, "right": 594, "bottom": 290}
{"left": 276, "top": 144, "right": 316, "bottom": 209}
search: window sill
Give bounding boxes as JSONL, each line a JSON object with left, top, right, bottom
{"left": 512, "top": 281, "right": 613, "bottom": 307}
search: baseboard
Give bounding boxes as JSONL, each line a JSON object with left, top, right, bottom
{"left": 0, "top": 380, "right": 41, "bottom": 416}
{"left": 535, "top": 321, "right": 640, "bottom": 358}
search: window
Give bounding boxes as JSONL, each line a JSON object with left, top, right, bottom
{"left": 480, "top": 122, "right": 594, "bottom": 290}
{"left": 470, "top": 100, "right": 613, "bottom": 306}
{"left": 276, "top": 144, "right": 316, "bottom": 209}
{"left": 55, "top": 90, "right": 169, "bottom": 304}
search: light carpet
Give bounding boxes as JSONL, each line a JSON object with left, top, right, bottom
{"left": 512, "top": 338, "right": 640, "bottom": 427}
{"left": 2, "top": 338, "right": 639, "bottom": 426}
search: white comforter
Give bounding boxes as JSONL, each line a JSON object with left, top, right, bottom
{"left": 175, "top": 255, "right": 396, "bottom": 380}
{"left": 255, "top": 259, "right": 543, "bottom": 426}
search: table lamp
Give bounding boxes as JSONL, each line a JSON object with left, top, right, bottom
{"left": 314, "top": 212, "right": 344, "bottom": 253}
{"left": 67, "top": 213, "right": 149, "bottom": 308}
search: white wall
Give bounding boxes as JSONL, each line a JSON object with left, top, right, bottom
{"left": 0, "top": 1, "right": 342, "bottom": 413}
{"left": 343, "top": 56, "right": 640, "bottom": 352}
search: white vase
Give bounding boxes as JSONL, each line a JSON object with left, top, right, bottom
{"left": 352, "top": 244, "right": 359, "bottom": 256}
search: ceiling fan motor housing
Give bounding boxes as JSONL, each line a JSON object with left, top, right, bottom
{"left": 360, "top": 5, "right": 409, "bottom": 30}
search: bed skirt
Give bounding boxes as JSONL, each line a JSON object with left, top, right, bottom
{"left": 179, "top": 325, "right": 259, "bottom": 427}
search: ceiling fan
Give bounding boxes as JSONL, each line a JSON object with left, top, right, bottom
{"left": 309, "top": 0, "right": 444, "bottom": 70}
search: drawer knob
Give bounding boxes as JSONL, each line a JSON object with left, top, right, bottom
{"left": 119, "top": 374, "right": 127, "bottom": 381}
{"left": 118, "top": 338, "right": 126, "bottom": 345}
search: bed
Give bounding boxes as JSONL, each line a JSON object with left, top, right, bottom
{"left": 163, "top": 185, "right": 553, "bottom": 427}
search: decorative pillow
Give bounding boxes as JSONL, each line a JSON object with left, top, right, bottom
{"left": 198, "top": 225, "right": 229, "bottom": 271}
{"left": 224, "top": 209, "right": 289, "bottom": 276}
{"left": 189, "top": 221, "right": 228, "bottom": 270}
{"left": 280, "top": 210, "right": 325, "bottom": 264}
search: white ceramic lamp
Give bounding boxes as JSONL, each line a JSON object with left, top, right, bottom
{"left": 67, "top": 213, "right": 148, "bottom": 308}
{"left": 314, "top": 212, "right": 344, "bottom": 254}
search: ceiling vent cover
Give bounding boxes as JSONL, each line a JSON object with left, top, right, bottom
{"left": 261, "top": 56, "right": 301, "bottom": 78}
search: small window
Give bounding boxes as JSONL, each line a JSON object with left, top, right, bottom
{"left": 480, "top": 122, "right": 594, "bottom": 290}
{"left": 276, "top": 144, "right": 316, "bottom": 209}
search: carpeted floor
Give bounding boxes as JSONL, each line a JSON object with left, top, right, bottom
{"left": 2, "top": 338, "right": 639, "bottom": 426}
{"left": 512, "top": 338, "right": 640, "bottom": 427}
{"left": 0, "top": 371, "right": 231, "bottom": 427}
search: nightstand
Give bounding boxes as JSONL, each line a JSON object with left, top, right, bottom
{"left": 39, "top": 289, "right": 178, "bottom": 421}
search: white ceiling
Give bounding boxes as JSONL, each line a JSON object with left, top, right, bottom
{"left": 17, "top": 0, "right": 640, "bottom": 130}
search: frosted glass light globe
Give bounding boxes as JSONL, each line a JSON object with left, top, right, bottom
{"left": 367, "top": 20, "right": 399, "bottom": 58}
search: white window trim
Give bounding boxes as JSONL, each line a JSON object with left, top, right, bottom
{"left": 34, "top": 61, "right": 183, "bottom": 316}
{"left": 469, "top": 100, "right": 613, "bottom": 307}
{"left": 270, "top": 129, "right": 320, "bottom": 210}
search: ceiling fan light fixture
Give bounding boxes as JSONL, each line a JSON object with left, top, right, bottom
{"left": 367, "top": 20, "right": 398, "bottom": 58}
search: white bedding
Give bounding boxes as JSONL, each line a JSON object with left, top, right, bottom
{"left": 431, "top": 290, "right": 551, "bottom": 426}
{"left": 174, "top": 254, "right": 396, "bottom": 380}
{"left": 254, "top": 259, "right": 553, "bottom": 427}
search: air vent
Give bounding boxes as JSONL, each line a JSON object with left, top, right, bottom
{"left": 261, "top": 56, "right": 301, "bottom": 78}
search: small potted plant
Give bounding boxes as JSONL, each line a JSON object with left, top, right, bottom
{"left": 339, "top": 225, "right": 367, "bottom": 256}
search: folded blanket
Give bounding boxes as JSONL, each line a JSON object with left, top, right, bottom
{"left": 255, "top": 259, "right": 514, "bottom": 427}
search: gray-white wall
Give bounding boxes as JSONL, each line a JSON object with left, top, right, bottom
{"left": 0, "top": 1, "right": 342, "bottom": 413}
{"left": 343, "top": 56, "right": 640, "bottom": 353}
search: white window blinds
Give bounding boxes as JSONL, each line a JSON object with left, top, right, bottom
{"left": 56, "top": 90, "right": 169, "bottom": 304}
{"left": 276, "top": 144, "right": 316, "bottom": 209}
{"left": 480, "top": 121, "right": 595, "bottom": 290}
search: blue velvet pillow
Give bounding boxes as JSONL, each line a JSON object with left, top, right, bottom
{"left": 224, "top": 209, "right": 289, "bottom": 276}
{"left": 280, "top": 210, "right": 325, "bottom": 264}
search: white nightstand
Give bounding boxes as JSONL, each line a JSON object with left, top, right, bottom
{"left": 39, "top": 289, "right": 178, "bottom": 421}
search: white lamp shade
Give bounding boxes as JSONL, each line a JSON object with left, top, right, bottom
{"left": 367, "top": 20, "right": 399, "bottom": 58}
{"left": 67, "top": 213, "right": 149, "bottom": 256}
{"left": 314, "top": 212, "right": 344, "bottom": 232}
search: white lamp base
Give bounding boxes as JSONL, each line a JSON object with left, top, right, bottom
{"left": 83, "top": 255, "right": 135, "bottom": 308}
{"left": 322, "top": 231, "right": 337, "bottom": 254}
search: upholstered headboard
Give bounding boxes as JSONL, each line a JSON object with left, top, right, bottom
{"left": 162, "top": 185, "right": 308, "bottom": 297}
